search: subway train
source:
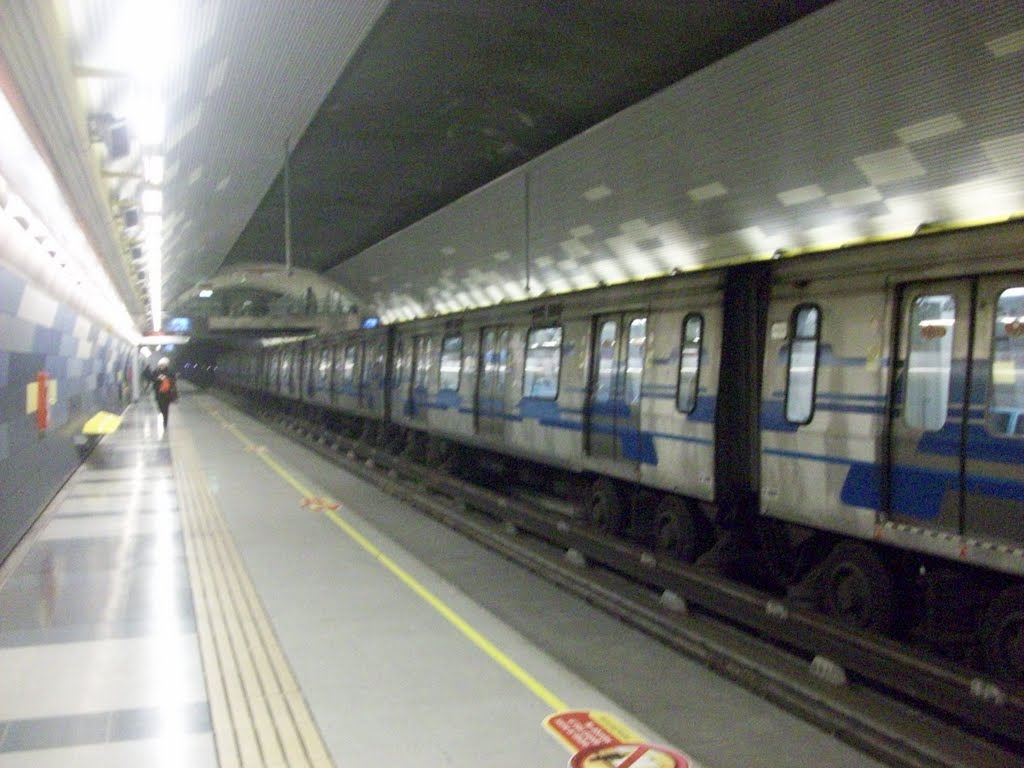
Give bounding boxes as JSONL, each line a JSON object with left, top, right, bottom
{"left": 218, "top": 219, "right": 1024, "bottom": 682}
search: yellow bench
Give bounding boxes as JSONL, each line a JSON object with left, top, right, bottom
{"left": 82, "top": 411, "right": 123, "bottom": 436}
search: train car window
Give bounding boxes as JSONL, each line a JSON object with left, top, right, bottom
{"left": 393, "top": 338, "right": 407, "bottom": 390}
{"left": 318, "top": 348, "right": 331, "bottom": 391}
{"left": 594, "top": 320, "right": 618, "bottom": 403}
{"left": 439, "top": 334, "right": 463, "bottom": 391}
{"left": 481, "top": 328, "right": 510, "bottom": 392}
{"left": 342, "top": 345, "right": 358, "bottom": 385}
{"left": 988, "top": 286, "right": 1024, "bottom": 437}
{"left": 304, "top": 348, "right": 314, "bottom": 393}
{"left": 677, "top": 314, "right": 703, "bottom": 413}
{"left": 360, "top": 343, "right": 371, "bottom": 388}
{"left": 524, "top": 326, "right": 562, "bottom": 399}
{"left": 496, "top": 329, "right": 510, "bottom": 391}
{"left": 904, "top": 294, "right": 955, "bottom": 431}
{"left": 281, "top": 352, "right": 292, "bottom": 394}
{"left": 785, "top": 305, "right": 820, "bottom": 424}
{"left": 414, "top": 336, "right": 433, "bottom": 389}
{"left": 363, "top": 341, "right": 384, "bottom": 388}
{"left": 481, "top": 329, "right": 496, "bottom": 374}
{"left": 626, "top": 318, "right": 647, "bottom": 404}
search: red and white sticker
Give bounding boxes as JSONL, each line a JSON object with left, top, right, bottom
{"left": 544, "top": 710, "right": 694, "bottom": 767}
{"left": 301, "top": 496, "right": 339, "bottom": 512}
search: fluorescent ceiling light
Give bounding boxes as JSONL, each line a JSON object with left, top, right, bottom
{"left": 141, "top": 188, "right": 163, "bottom": 214}
{"left": 133, "top": 99, "right": 165, "bottom": 145}
{"left": 986, "top": 29, "right": 1024, "bottom": 57}
{"left": 687, "top": 182, "right": 728, "bottom": 202}
{"left": 144, "top": 155, "right": 165, "bottom": 184}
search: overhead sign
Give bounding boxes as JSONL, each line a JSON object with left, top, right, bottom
{"left": 140, "top": 334, "right": 190, "bottom": 345}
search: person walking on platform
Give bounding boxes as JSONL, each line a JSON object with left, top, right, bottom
{"left": 152, "top": 357, "right": 178, "bottom": 430}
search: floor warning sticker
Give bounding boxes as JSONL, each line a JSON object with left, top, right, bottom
{"left": 544, "top": 710, "right": 697, "bottom": 767}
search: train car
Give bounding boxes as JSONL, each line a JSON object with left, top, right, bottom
{"left": 759, "top": 222, "right": 1024, "bottom": 675}
{"left": 322, "top": 326, "right": 390, "bottom": 420}
{"left": 389, "top": 268, "right": 734, "bottom": 553}
{"left": 270, "top": 325, "right": 394, "bottom": 432}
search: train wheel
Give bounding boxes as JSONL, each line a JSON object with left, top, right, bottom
{"left": 653, "top": 496, "right": 698, "bottom": 563}
{"left": 588, "top": 479, "right": 625, "bottom": 535}
{"left": 980, "top": 585, "right": 1024, "bottom": 684}
{"left": 814, "top": 542, "right": 894, "bottom": 633}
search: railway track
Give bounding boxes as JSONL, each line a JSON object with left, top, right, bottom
{"left": 229, "top": 393, "right": 1024, "bottom": 768}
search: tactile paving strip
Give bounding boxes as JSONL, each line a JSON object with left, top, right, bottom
{"left": 171, "top": 428, "right": 333, "bottom": 768}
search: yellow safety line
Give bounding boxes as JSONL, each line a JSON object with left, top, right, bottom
{"left": 209, "top": 406, "right": 570, "bottom": 713}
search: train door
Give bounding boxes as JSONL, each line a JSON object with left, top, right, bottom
{"left": 887, "top": 280, "right": 974, "bottom": 531}
{"left": 304, "top": 345, "right": 317, "bottom": 399}
{"left": 476, "top": 326, "right": 510, "bottom": 437}
{"left": 408, "top": 335, "right": 433, "bottom": 422}
{"left": 280, "top": 349, "right": 293, "bottom": 396}
{"left": 331, "top": 342, "right": 354, "bottom": 403}
{"left": 356, "top": 341, "right": 369, "bottom": 407}
{"left": 312, "top": 345, "right": 332, "bottom": 403}
{"left": 393, "top": 336, "right": 409, "bottom": 415}
{"left": 586, "top": 313, "right": 647, "bottom": 461}
{"left": 269, "top": 350, "right": 280, "bottom": 394}
{"left": 345, "top": 343, "right": 361, "bottom": 399}
{"left": 360, "top": 337, "right": 386, "bottom": 410}
{"left": 965, "top": 276, "right": 1024, "bottom": 541}
{"left": 329, "top": 342, "right": 344, "bottom": 406}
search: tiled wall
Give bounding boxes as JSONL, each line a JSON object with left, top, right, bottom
{"left": 0, "top": 262, "right": 134, "bottom": 563}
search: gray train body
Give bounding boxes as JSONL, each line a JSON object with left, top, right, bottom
{"left": 219, "top": 221, "right": 1024, "bottom": 680}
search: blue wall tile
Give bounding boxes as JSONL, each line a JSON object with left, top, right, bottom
{"left": 33, "top": 327, "right": 62, "bottom": 356}
{"left": 53, "top": 305, "right": 76, "bottom": 333}
{"left": 0, "top": 268, "right": 26, "bottom": 315}
{"left": 59, "top": 335, "right": 76, "bottom": 357}
{"left": 0, "top": 264, "right": 134, "bottom": 563}
{"left": 0, "top": 315, "right": 35, "bottom": 354}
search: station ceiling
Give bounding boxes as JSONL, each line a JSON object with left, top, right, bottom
{"left": 219, "top": 0, "right": 837, "bottom": 284}
{"left": 4, "top": 0, "right": 831, "bottom": 322}
{"left": 4, "top": 1, "right": 1024, "bottom": 328}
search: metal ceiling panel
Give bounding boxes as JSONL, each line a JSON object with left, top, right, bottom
{"left": 220, "top": 0, "right": 834, "bottom": 287}
{"left": 152, "top": 0, "right": 390, "bottom": 297}
{"left": 327, "top": 0, "right": 1024, "bottom": 322}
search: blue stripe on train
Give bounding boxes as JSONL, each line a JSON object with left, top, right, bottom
{"left": 766, "top": 451, "right": 1024, "bottom": 520}
{"left": 919, "top": 424, "right": 1024, "bottom": 463}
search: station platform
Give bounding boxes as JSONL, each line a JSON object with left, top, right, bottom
{"left": 0, "top": 384, "right": 884, "bottom": 767}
